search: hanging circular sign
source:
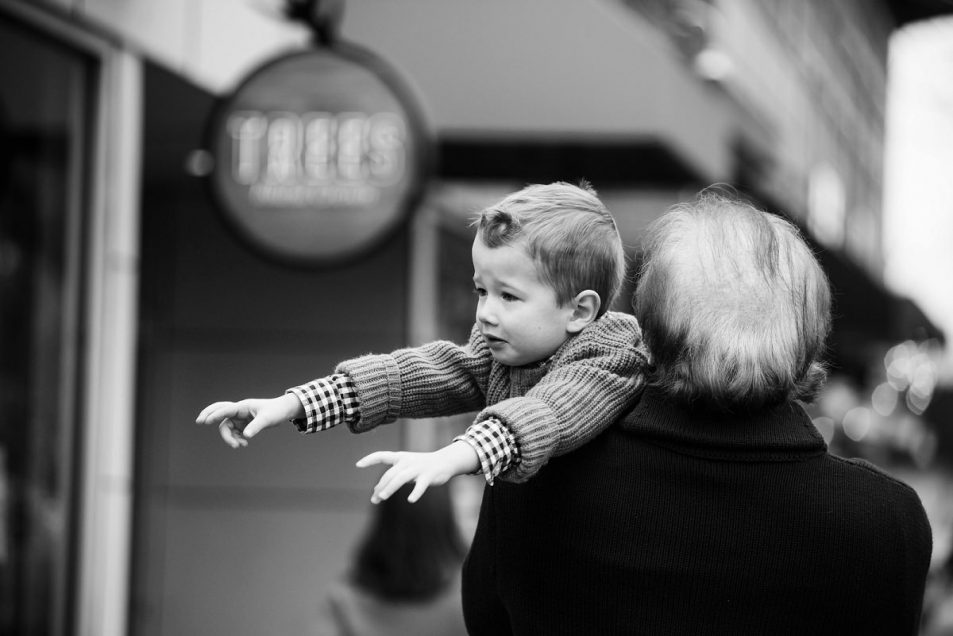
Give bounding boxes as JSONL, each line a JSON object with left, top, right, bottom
{"left": 207, "top": 43, "right": 432, "bottom": 265}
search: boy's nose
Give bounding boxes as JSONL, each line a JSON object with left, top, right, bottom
{"left": 476, "top": 299, "right": 499, "bottom": 326}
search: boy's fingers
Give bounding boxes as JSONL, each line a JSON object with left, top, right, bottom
{"left": 218, "top": 421, "right": 234, "bottom": 444}
{"left": 407, "top": 479, "right": 429, "bottom": 503}
{"left": 218, "top": 420, "right": 247, "bottom": 448}
{"left": 198, "top": 402, "right": 240, "bottom": 426}
{"left": 373, "top": 463, "right": 403, "bottom": 497}
{"left": 372, "top": 463, "right": 414, "bottom": 503}
{"left": 196, "top": 402, "right": 229, "bottom": 424}
{"left": 223, "top": 435, "right": 245, "bottom": 449}
{"left": 242, "top": 416, "right": 268, "bottom": 438}
{"left": 356, "top": 451, "right": 397, "bottom": 468}
{"left": 375, "top": 475, "right": 405, "bottom": 503}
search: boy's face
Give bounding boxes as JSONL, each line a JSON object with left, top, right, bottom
{"left": 471, "top": 236, "right": 575, "bottom": 366}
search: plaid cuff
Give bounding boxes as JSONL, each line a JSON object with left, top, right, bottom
{"left": 335, "top": 374, "right": 360, "bottom": 424}
{"left": 454, "top": 417, "right": 521, "bottom": 485}
{"left": 287, "top": 373, "right": 361, "bottom": 434}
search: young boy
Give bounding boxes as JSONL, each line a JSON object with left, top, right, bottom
{"left": 196, "top": 182, "right": 647, "bottom": 503}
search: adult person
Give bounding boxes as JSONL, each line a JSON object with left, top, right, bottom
{"left": 461, "top": 189, "right": 933, "bottom": 635}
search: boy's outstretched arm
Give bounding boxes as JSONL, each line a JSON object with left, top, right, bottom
{"left": 195, "top": 393, "right": 304, "bottom": 448}
{"left": 356, "top": 440, "right": 479, "bottom": 503}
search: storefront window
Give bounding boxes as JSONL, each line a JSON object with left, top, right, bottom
{"left": 0, "top": 15, "right": 95, "bottom": 636}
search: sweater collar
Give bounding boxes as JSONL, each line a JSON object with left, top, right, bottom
{"left": 620, "top": 388, "right": 827, "bottom": 462}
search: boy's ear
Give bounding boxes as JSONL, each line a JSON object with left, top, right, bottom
{"left": 566, "top": 290, "right": 601, "bottom": 333}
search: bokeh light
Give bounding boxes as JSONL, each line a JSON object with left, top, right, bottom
{"left": 842, "top": 407, "right": 873, "bottom": 442}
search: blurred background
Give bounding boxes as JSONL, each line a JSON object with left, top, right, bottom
{"left": 2, "top": 0, "right": 953, "bottom": 634}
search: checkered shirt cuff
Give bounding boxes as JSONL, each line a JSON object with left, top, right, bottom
{"left": 454, "top": 417, "right": 522, "bottom": 485}
{"left": 287, "top": 374, "right": 360, "bottom": 434}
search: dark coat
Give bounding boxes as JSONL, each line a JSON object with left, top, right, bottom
{"left": 462, "top": 389, "right": 932, "bottom": 635}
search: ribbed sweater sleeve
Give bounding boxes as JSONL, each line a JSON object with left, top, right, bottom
{"left": 334, "top": 324, "right": 491, "bottom": 433}
{"left": 841, "top": 457, "right": 933, "bottom": 633}
{"left": 481, "top": 311, "right": 648, "bottom": 482}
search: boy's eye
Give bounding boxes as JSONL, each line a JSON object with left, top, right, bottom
{"left": 501, "top": 292, "right": 518, "bottom": 302}
{"left": 473, "top": 287, "right": 487, "bottom": 297}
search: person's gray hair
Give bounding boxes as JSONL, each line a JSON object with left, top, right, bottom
{"left": 633, "top": 188, "right": 831, "bottom": 411}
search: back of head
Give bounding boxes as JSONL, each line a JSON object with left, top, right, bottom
{"left": 633, "top": 188, "right": 831, "bottom": 411}
{"left": 473, "top": 181, "right": 626, "bottom": 317}
{"left": 350, "top": 483, "right": 466, "bottom": 603}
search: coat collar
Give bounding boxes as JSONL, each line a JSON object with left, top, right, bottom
{"left": 620, "top": 388, "right": 827, "bottom": 462}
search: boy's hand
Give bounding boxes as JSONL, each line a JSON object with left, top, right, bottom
{"left": 195, "top": 394, "right": 304, "bottom": 448}
{"left": 356, "top": 440, "right": 479, "bottom": 504}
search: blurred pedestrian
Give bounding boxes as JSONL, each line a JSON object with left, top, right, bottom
{"left": 463, "top": 188, "right": 933, "bottom": 635}
{"left": 311, "top": 482, "right": 467, "bottom": 636}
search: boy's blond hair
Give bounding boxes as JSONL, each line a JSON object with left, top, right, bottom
{"left": 472, "top": 182, "right": 626, "bottom": 318}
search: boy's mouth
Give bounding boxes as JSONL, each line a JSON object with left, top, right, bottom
{"left": 483, "top": 334, "right": 506, "bottom": 345}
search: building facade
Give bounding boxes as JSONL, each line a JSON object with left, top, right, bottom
{"left": 0, "top": 1, "right": 946, "bottom": 635}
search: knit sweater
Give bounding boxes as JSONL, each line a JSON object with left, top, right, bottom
{"left": 462, "top": 388, "right": 933, "bottom": 635}
{"left": 336, "top": 311, "right": 647, "bottom": 482}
